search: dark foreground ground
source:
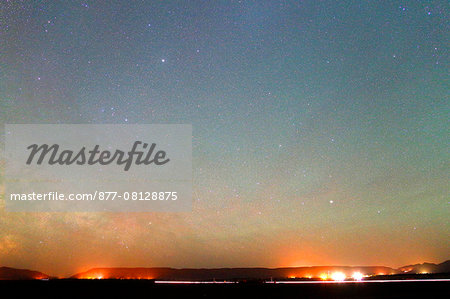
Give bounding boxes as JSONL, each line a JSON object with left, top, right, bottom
{"left": 1, "top": 280, "right": 449, "bottom": 298}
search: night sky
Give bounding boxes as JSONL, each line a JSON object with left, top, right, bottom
{"left": 0, "top": 1, "right": 448, "bottom": 277}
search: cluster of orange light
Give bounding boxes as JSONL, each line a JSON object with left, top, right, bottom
{"left": 83, "top": 275, "right": 103, "bottom": 279}
{"left": 33, "top": 275, "right": 48, "bottom": 280}
{"left": 320, "top": 272, "right": 364, "bottom": 281}
{"left": 81, "top": 275, "right": 155, "bottom": 280}
{"left": 79, "top": 270, "right": 397, "bottom": 281}
{"left": 288, "top": 271, "right": 366, "bottom": 281}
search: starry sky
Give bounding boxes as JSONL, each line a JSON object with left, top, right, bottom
{"left": 0, "top": 1, "right": 448, "bottom": 277}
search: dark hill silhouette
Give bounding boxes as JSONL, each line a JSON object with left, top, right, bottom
{"left": 71, "top": 260, "right": 450, "bottom": 280}
{"left": 398, "top": 260, "right": 450, "bottom": 274}
{"left": 2, "top": 260, "right": 448, "bottom": 280}
{"left": 71, "top": 266, "right": 396, "bottom": 280}
{"left": 0, "top": 267, "right": 50, "bottom": 280}
{"left": 437, "top": 260, "right": 450, "bottom": 273}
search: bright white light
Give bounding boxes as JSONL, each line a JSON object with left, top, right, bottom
{"left": 352, "top": 272, "right": 363, "bottom": 281}
{"left": 331, "top": 272, "right": 346, "bottom": 281}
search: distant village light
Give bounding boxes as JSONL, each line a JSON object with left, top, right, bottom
{"left": 319, "top": 273, "right": 328, "bottom": 280}
{"left": 352, "top": 272, "right": 364, "bottom": 281}
{"left": 331, "top": 272, "right": 346, "bottom": 281}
